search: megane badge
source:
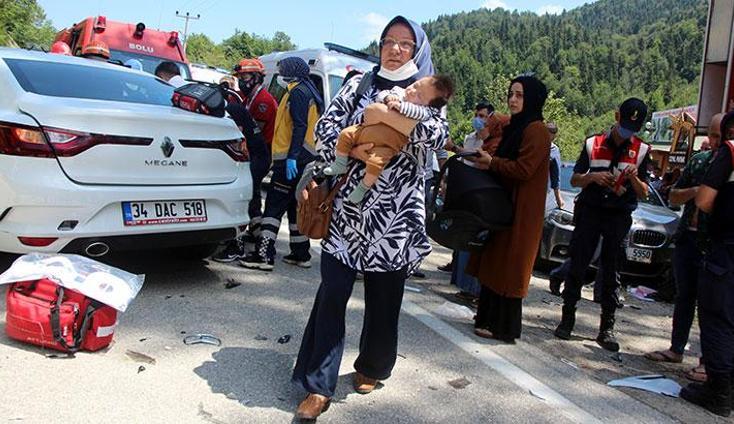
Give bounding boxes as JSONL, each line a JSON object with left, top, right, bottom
{"left": 161, "top": 137, "right": 174, "bottom": 158}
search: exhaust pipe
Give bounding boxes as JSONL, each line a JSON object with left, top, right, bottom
{"left": 85, "top": 242, "right": 110, "bottom": 257}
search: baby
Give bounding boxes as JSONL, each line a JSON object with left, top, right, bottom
{"left": 324, "top": 74, "right": 454, "bottom": 203}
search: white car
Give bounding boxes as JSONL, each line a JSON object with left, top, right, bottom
{"left": 0, "top": 48, "right": 251, "bottom": 258}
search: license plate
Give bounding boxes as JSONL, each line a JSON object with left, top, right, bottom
{"left": 626, "top": 247, "right": 652, "bottom": 264}
{"left": 122, "top": 200, "right": 207, "bottom": 226}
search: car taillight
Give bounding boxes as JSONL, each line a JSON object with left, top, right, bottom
{"left": 225, "top": 138, "right": 249, "bottom": 162}
{"left": 0, "top": 123, "right": 153, "bottom": 158}
{"left": 0, "top": 123, "right": 55, "bottom": 158}
{"left": 18, "top": 237, "right": 58, "bottom": 247}
{"left": 179, "top": 138, "right": 249, "bottom": 162}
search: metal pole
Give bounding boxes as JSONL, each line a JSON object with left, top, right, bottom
{"left": 175, "top": 10, "right": 200, "bottom": 51}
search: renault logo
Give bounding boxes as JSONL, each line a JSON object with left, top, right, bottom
{"left": 161, "top": 137, "right": 175, "bottom": 158}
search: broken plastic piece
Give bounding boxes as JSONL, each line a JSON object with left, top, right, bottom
{"left": 448, "top": 377, "right": 471, "bottom": 389}
{"left": 607, "top": 374, "right": 681, "bottom": 397}
{"left": 561, "top": 358, "right": 579, "bottom": 370}
{"left": 627, "top": 286, "right": 657, "bottom": 302}
{"left": 183, "top": 334, "right": 222, "bottom": 346}
{"left": 278, "top": 335, "right": 291, "bottom": 344}
{"left": 125, "top": 350, "right": 157, "bottom": 365}
{"left": 225, "top": 279, "right": 241, "bottom": 289}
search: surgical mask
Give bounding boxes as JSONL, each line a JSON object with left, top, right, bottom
{"left": 377, "top": 59, "right": 419, "bottom": 82}
{"left": 472, "top": 117, "right": 485, "bottom": 132}
{"left": 276, "top": 75, "right": 294, "bottom": 89}
{"left": 238, "top": 77, "right": 258, "bottom": 96}
{"left": 616, "top": 124, "right": 635, "bottom": 140}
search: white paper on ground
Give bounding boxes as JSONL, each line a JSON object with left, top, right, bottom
{"left": 0, "top": 253, "right": 145, "bottom": 312}
{"left": 607, "top": 374, "right": 681, "bottom": 397}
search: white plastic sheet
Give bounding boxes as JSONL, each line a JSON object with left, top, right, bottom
{"left": 607, "top": 375, "right": 682, "bottom": 397}
{"left": 435, "top": 301, "right": 475, "bottom": 321}
{"left": 0, "top": 253, "right": 145, "bottom": 312}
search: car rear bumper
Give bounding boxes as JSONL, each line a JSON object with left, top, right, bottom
{"left": 0, "top": 156, "right": 251, "bottom": 254}
{"left": 59, "top": 228, "right": 236, "bottom": 254}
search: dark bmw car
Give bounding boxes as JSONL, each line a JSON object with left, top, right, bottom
{"left": 538, "top": 163, "right": 680, "bottom": 280}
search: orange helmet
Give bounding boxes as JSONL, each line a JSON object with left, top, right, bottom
{"left": 50, "top": 41, "right": 72, "bottom": 55}
{"left": 234, "top": 58, "right": 265, "bottom": 75}
{"left": 81, "top": 40, "right": 110, "bottom": 60}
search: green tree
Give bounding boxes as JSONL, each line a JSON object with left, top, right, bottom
{"left": 0, "top": 0, "right": 55, "bottom": 49}
{"left": 186, "top": 33, "right": 228, "bottom": 68}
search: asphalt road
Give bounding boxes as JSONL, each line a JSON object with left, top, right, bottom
{"left": 0, "top": 236, "right": 728, "bottom": 423}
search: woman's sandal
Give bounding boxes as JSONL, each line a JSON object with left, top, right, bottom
{"left": 474, "top": 327, "right": 493, "bottom": 339}
{"left": 685, "top": 365, "right": 707, "bottom": 383}
{"left": 644, "top": 350, "right": 683, "bottom": 363}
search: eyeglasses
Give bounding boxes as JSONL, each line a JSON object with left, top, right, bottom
{"left": 380, "top": 37, "right": 416, "bottom": 52}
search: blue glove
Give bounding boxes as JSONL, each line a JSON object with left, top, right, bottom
{"left": 286, "top": 159, "right": 298, "bottom": 181}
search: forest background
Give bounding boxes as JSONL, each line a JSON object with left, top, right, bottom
{"left": 1, "top": 0, "right": 707, "bottom": 159}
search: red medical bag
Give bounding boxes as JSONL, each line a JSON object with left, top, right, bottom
{"left": 5, "top": 278, "right": 117, "bottom": 352}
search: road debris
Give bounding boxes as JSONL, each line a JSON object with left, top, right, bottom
{"left": 607, "top": 375, "right": 681, "bottom": 397}
{"left": 277, "top": 335, "right": 291, "bottom": 344}
{"left": 627, "top": 286, "right": 656, "bottom": 302}
{"left": 404, "top": 285, "right": 422, "bottom": 293}
{"left": 561, "top": 358, "right": 579, "bottom": 370}
{"left": 139, "top": 337, "right": 149, "bottom": 342}
{"left": 255, "top": 335, "right": 268, "bottom": 341}
{"left": 137, "top": 365, "right": 146, "bottom": 374}
{"left": 435, "top": 301, "right": 475, "bottom": 321}
{"left": 183, "top": 334, "right": 222, "bottom": 346}
{"left": 125, "top": 350, "right": 157, "bottom": 365}
{"left": 225, "top": 279, "right": 241, "bottom": 289}
{"left": 529, "top": 389, "right": 546, "bottom": 401}
{"left": 448, "top": 377, "right": 472, "bottom": 389}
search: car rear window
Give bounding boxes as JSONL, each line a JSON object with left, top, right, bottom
{"left": 4, "top": 58, "right": 174, "bottom": 106}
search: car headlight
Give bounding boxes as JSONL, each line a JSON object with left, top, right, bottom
{"left": 549, "top": 209, "right": 574, "bottom": 226}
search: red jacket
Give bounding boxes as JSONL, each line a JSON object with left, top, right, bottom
{"left": 246, "top": 86, "right": 278, "bottom": 145}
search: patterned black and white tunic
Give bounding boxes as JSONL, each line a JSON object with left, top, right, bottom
{"left": 315, "top": 74, "right": 448, "bottom": 273}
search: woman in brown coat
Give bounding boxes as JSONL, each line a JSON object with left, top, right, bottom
{"left": 469, "top": 75, "right": 550, "bottom": 342}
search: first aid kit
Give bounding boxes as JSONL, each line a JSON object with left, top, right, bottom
{"left": 172, "top": 82, "right": 226, "bottom": 117}
{"left": 5, "top": 278, "right": 117, "bottom": 352}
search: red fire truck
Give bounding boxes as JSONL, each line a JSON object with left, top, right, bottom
{"left": 54, "top": 16, "right": 191, "bottom": 78}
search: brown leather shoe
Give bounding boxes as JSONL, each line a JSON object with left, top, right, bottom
{"left": 353, "top": 372, "right": 378, "bottom": 394}
{"left": 295, "top": 393, "right": 331, "bottom": 421}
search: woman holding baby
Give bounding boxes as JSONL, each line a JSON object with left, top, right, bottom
{"left": 291, "top": 15, "right": 448, "bottom": 420}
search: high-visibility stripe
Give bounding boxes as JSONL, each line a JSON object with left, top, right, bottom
{"left": 289, "top": 224, "right": 299, "bottom": 231}
{"left": 261, "top": 229, "right": 277, "bottom": 240}
{"left": 290, "top": 235, "right": 309, "bottom": 243}
{"left": 590, "top": 159, "right": 611, "bottom": 168}
{"left": 262, "top": 217, "right": 281, "bottom": 227}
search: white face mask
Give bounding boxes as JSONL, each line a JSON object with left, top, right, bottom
{"left": 276, "top": 75, "right": 293, "bottom": 89}
{"left": 377, "top": 59, "right": 419, "bottom": 82}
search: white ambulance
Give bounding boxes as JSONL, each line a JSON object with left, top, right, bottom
{"left": 260, "top": 43, "right": 378, "bottom": 106}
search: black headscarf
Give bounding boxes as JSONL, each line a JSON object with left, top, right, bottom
{"left": 720, "top": 110, "right": 734, "bottom": 140}
{"left": 372, "top": 16, "right": 435, "bottom": 91}
{"left": 495, "top": 75, "right": 548, "bottom": 160}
